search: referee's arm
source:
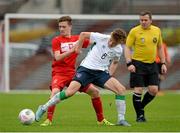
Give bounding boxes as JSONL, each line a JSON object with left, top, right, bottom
{"left": 124, "top": 29, "right": 134, "bottom": 64}
{"left": 157, "top": 44, "right": 167, "bottom": 74}
{"left": 157, "top": 44, "right": 165, "bottom": 64}
{"left": 124, "top": 45, "right": 136, "bottom": 73}
{"left": 124, "top": 45, "right": 132, "bottom": 63}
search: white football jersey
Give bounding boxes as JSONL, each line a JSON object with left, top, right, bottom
{"left": 80, "top": 32, "right": 123, "bottom": 71}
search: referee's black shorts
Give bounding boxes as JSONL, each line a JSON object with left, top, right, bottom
{"left": 156, "top": 62, "right": 162, "bottom": 74}
{"left": 130, "top": 60, "right": 159, "bottom": 88}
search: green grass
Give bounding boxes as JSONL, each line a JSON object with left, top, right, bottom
{"left": 0, "top": 91, "right": 180, "bottom": 132}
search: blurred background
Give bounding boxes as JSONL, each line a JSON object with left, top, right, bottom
{"left": 0, "top": 0, "right": 179, "bottom": 92}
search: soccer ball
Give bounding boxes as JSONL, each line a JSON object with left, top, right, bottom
{"left": 18, "top": 109, "right": 35, "bottom": 125}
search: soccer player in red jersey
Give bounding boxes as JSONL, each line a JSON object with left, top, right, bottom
{"left": 40, "top": 16, "right": 113, "bottom": 126}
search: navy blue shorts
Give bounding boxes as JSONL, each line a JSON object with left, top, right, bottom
{"left": 73, "top": 66, "right": 111, "bottom": 88}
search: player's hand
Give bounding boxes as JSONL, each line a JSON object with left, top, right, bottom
{"left": 161, "top": 64, "right": 167, "bottom": 74}
{"left": 74, "top": 46, "right": 82, "bottom": 54}
{"left": 69, "top": 46, "right": 76, "bottom": 53}
{"left": 75, "top": 48, "right": 82, "bottom": 54}
{"left": 127, "top": 65, "right": 136, "bottom": 73}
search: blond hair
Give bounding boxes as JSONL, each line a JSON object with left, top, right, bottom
{"left": 111, "top": 28, "right": 127, "bottom": 44}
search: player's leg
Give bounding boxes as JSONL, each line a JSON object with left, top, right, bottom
{"left": 48, "top": 88, "right": 59, "bottom": 120}
{"left": 84, "top": 84, "right": 104, "bottom": 122}
{"left": 104, "top": 77, "right": 131, "bottom": 126}
{"left": 36, "top": 66, "right": 94, "bottom": 122}
{"left": 35, "top": 80, "right": 81, "bottom": 122}
{"left": 84, "top": 84, "right": 114, "bottom": 125}
{"left": 41, "top": 75, "right": 73, "bottom": 126}
{"left": 41, "top": 81, "right": 81, "bottom": 109}
{"left": 133, "top": 87, "right": 145, "bottom": 122}
{"left": 141, "top": 72, "right": 159, "bottom": 109}
{"left": 142, "top": 85, "right": 157, "bottom": 109}
{"left": 40, "top": 87, "right": 59, "bottom": 126}
{"left": 129, "top": 71, "right": 146, "bottom": 122}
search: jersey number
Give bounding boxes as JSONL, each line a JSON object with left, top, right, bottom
{"left": 101, "top": 53, "right": 107, "bottom": 59}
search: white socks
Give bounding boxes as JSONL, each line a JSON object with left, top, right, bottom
{"left": 115, "top": 99, "right": 126, "bottom": 121}
{"left": 42, "top": 92, "right": 60, "bottom": 111}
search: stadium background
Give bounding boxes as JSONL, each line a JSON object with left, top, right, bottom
{"left": 0, "top": 0, "right": 180, "bottom": 132}
{"left": 0, "top": 0, "right": 179, "bottom": 92}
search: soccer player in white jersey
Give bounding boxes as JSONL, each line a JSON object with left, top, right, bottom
{"left": 35, "top": 28, "right": 131, "bottom": 126}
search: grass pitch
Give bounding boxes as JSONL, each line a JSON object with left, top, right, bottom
{"left": 0, "top": 90, "right": 180, "bottom": 132}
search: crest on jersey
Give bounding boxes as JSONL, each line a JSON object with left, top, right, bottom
{"left": 140, "top": 38, "right": 145, "bottom": 43}
{"left": 61, "top": 42, "right": 76, "bottom": 52}
{"left": 153, "top": 37, "right": 157, "bottom": 43}
{"left": 76, "top": 73, "right": 82, "bottom": 78}
{"left": 102, "top": 45, "right": 106, "bottom": 49}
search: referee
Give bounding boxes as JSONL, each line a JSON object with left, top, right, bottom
{"left": 124, "top": 11, "right": 167, "bottom": 122}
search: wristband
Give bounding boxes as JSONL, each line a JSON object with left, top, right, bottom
{"left": 160, "top": 62, "right": 166, "bottom": 67}
{"left": 126, "top": 62, "right": 133, "bottom": 67}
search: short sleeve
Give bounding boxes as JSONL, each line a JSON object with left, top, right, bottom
{"left": 114, "top": 47, "right": 123, "bottom": 61}
{"left": 126, "top": 29, "right": 135, "bottom": 48}
{"left": 157, "top": 28, "right": 163, "bottom": 47}
{"left": 52, "top": 37, "right": 60, "bottom": 52}
{"left": 90, "top": 32, "right": 109, "bottom": 43}
{"left": 82, "top": 39, "right": 90, "bottom": 48}
{"left": 110, "top": 45, "right": 123, "bottom": 61}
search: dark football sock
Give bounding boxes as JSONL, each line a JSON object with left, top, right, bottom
{"left": 142, "top": 91, "right": 155, "bottom": 108}
{"left": 133, "top": 92, "right": 144, "bottom": 118}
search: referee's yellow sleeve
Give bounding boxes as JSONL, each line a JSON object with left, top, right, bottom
{"left": 126, "top": 29, "right": 135, "bottom": 48}
{"left": 157, "top": 29, "right": 163, "bottom": 47}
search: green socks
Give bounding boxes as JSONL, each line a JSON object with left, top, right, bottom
{"left": 59, "top": 90, "right": 68, "bottom": 100}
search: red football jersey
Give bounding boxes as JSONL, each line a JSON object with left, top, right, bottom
{"left": 51, "top": 35, "right": 89, "bottom": 76}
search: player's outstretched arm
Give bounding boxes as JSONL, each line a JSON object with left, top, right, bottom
{"left": 54, "top": 49, "right": 76, "bottom": 61}
{"left": 75, "top": 32, "right": 91, "bottom": 53}
{"left": 109, "top": 59, "right": 119, "bottom": 76}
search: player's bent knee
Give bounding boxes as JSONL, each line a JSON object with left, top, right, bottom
{"left": 87, "top": 88, "right": 100, "bottom": 98}
{"left": 117, "top": 86, "right": 126, "bottom": 95}
{"left": 91, "top": 89, "right": 100, "bottom": 98}
{"left": 148, "top": 86, "right": 158, "bottom": 95}
{"left": 151, "top": 90, "right": 158, "bottom": 95}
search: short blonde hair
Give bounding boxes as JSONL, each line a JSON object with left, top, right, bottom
{"left": 111, "top": 28, "right": 127, "bottom": 44}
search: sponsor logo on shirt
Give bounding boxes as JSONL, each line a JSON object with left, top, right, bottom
{"left": 61, "top": 42, "right": 76, "bottom": 52}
